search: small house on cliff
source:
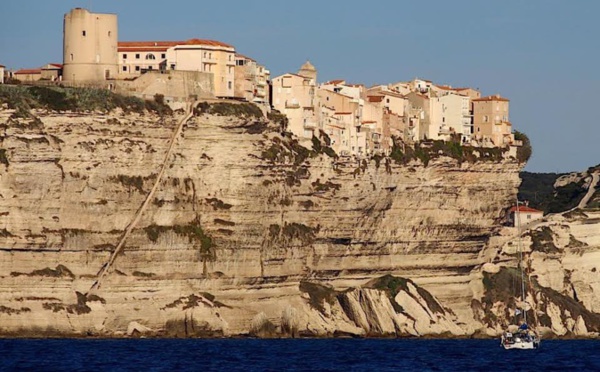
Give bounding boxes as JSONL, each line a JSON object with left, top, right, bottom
{"left": 509, "top": 204, "right": 544, "bottom": 227}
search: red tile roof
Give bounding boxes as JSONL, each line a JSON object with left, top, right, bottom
{"left": 323, "top": 79, "right": 345, "bottom": 85}
{"left": 510, "top": 205, "right": 543, "bottom": 213}
{"left": 118, "top": 39, "right": 233, "bottom": 52}
{"left": 367, "top": 95, "right": 385, "bottom": 103}
{"left": 235, "top": 53, "right": 256, "bottom": 62}
{"left": 14, "top": 68, "right": 42, "bottom": 75}
{"left": 43, "top": 63, "right": 63, "bottom": 69}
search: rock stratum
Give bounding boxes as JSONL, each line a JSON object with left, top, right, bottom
{"left": 0, "top": 101, "right": 599, "bottom": 338}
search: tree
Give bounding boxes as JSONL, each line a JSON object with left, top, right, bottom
{"left": 514, "top": 130, "right": 532, "bottom": 163}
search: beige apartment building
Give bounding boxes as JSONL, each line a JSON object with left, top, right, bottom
{"left": 234, "top": 54, "right": 269, "bottom": 105}
{"left": 272, "top": 61, "right": 318, "bottom": 139}
{"left": 473, "top": 95, "right": 513, "bottom": 146}
{"left": 272, "top": 73, "right": 317, "bottom": 138}
{"left": 0, "top": 65, "right": 4, "bottom": 84}
{"left": 431, "top": 92, "right": 473, "bottom": 142}
{"left": 63, "top": 8, "right": 118, "bottom": 82}
{"left": 318, "top": 88, "right": 363, "bottom": 155}
{"left": 118, "top": 39, "right": 236, "bottom": 98}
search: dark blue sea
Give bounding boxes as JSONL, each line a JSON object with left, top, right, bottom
{"left": 0, "top": 339, "right": 598, "bottom": 371}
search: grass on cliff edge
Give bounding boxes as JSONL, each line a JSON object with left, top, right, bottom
{"left": 0, "top": 85, "right": 172, "bottom": 115}
{"left": 389, "top": 136, "right": 508, "bottom": 167}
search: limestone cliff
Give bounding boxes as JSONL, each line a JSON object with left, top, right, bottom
{"left": 0, "top": 100, "right": 597, "bottom": 338}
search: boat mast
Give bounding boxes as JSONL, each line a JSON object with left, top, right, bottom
{"left": 515, "top": 198, "right": 527, "bottom": 324}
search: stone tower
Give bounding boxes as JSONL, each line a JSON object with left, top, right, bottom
{"left": 298, "top": 60, "right": 317, "bottom": 82}
{"left": 63, "top": 8, "right": 118, "bottom": 82}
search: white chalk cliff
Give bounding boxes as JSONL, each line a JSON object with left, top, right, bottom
{"left": 0, "top": 102, "right": 598, "bottom": 338}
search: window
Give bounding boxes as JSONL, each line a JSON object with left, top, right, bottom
{"left": 82, "top": 30, "right": 86, "bottom": 36}
{"left": 228, "top": 81, "right": 232, "bottom": 89}
{"left": 135, "top": 54, "right": 140, "bottom": 59}
{"left": 170, "top": 64, "right": 176, "bottom": 70}
{"left": 122, "top": 66, "right": 127, "bottom": 72}
{"left": 135, "top": 66, "right": 140, "bottom": 72}
{"left": 148, "top": 66, "right": 153, "bottom": 70}
{"left": 123, "top": 54, "right": 128, "bottom": 59}
{"left": 70, "top": 53, "right": 74, "bottom": 61}
{"left": 108, "top": 31, "right": 112, "bottom": 37}
{"left": 203, "top": 52, "right": 207, "bottom": 58}
{"left": 484, "top": 115, "right": 489, "bottom": 122}
{"left": 145, "top": 54, "right": 155, "bottom": 60}
{"left": 161, "top": 54, "right": 166, "bottom": 59}
{"left": 209, "top": 52, "right": 212, "bottom": 59}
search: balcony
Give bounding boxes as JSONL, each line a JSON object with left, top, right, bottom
{"left": 285, "top": 102, "right": 300, "bottom": 109}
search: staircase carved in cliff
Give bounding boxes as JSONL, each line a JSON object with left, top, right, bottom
{"left": 88, "top": 101, "right": 197, "bottom": 294}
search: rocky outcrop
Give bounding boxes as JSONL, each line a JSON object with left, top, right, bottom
{"left": 0, "top": 102, "right": 597, "bottom": 338}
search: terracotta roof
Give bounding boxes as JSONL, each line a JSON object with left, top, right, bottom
{"left": 323, "top": 79, "right": 344, "bottom": 85}
{"left": 510, "top": 205, "right": 543, "bottom": 213}
{"left": 473, "top": 95, "right": 509, "bottom": 102}
{"left": 235, "top": 53, "right": 256, "bottom": 62}
{"left": 362, "top": 120, "right": 377, "bottom": 124}
{"left": 335, "top": 112, "right": 352, "bottom": 115}
{"left": 118, "top": 38, "right": 233, "bottom": 52}
{"left": 14, "top": 68, "right": 42, "bottom": 75}
{"left": 367, "top": 95, "right": 385, "bottom": 103}
{"left": 43, "top": 63, "right": 63, "bottom": 69}
{"left": 0, "top": 64, "right": 5, "bottom": 68}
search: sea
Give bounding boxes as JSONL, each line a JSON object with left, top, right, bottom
{"left": 0, "top": 339, "right": 598, "bottom": 371}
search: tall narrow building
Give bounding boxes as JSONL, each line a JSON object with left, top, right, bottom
{"left": 63, "top": 8, "right": 118, "bottom": 82}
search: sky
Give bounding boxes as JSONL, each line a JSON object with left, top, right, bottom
{"left": 1, "top": 0, "right": 599, "bottom": 173}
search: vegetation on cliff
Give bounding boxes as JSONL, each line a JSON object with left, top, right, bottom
{"left": 390, "top": 136, "right": 507, "bottom": 166}
{"left": 478, "top": 267, "right": 600, "bottom": 332}
{"left": 519, "top": 172, "right": 587, "bottom": 213}
{"left": 144, "top": 218, "right": 215, "bottom": 275}
{"left": 0, "top": 85, "right": 172, "bottom": 115}
{"left": 194, "top": 101, "right": 263, "bottom": 119}
{"left": 514, "top": 130, "right": 532, "bottom": 163}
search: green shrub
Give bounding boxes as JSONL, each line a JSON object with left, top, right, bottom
{"left": 195, "top": 102, "right": 263, "bottom": 119}
{"left": 514, "top": 130, "right": 532, "bottom": 163}
{"left": 0, "top": 149, "right": 9, "bottom": 166}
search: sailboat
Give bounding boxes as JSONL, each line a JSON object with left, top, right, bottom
{"left": 500, "top": 199, "right": 541, "bottom": 350}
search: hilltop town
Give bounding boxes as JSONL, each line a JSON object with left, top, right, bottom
{"left": 1, "top": 7, "right": 522, "bottom": 158}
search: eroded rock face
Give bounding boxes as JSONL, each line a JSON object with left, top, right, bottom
{"left": 3, "top": 106, "right": 593, "bottom": 338}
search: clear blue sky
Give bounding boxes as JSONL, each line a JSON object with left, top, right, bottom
{"left": 1, "top": 0, "right": 599, "bottom": 173}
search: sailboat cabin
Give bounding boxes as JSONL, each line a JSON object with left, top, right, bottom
{"left": 509, "top": 204, "right": 544, "bottom": 227}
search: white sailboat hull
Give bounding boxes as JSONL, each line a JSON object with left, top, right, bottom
{"left": 501, "top": 333, "right": 540, "bottom": 350}
{"left": 502, "top": 340, "right": 539, "bottom": 350}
